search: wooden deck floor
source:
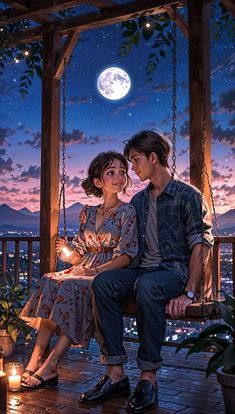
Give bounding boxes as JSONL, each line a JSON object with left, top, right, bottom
{"left": 4, "top": 339, "right": 225, "bottom": 414}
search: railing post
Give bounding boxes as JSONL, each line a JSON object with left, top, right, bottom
{"left": 27, "top": 241, "right": 33, "bottom": 295}
{"left": 1, "top": 241, "right": 7, "bottom": 282}
{"left": 15, "top": 240, "right": 20, "bottom": 284}
{"left": 213, "top": 240, "right": 220, "bottom": 300}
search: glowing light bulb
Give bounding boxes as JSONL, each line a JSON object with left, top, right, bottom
{"left": 61, "top": 244, "right": 74, "bottom": 259}
{"left": 145, "top": 22, "right": 151, "bottom": 28}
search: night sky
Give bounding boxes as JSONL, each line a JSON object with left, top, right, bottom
{"left": 0, "top": 6, "right": 234, "bottom": 214}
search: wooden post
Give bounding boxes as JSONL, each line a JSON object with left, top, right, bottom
{"left": 188, "top": 0, "right": 211, "bottom": 206}
{"left": 40, "top": 32, "right": 61, "bottom": 275}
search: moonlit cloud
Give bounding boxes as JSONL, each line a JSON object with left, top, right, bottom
{"left": 0, "top": 157, "right": 14, "bottom": 174}
{"left": 219, "top": 89, "right": 235, "bottom": 113}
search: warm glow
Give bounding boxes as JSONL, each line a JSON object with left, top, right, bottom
{"left": 61, "top": 245, "right": 74, "bottom": 259}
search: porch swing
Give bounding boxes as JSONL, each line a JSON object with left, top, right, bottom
{"left": 57, "top": 16, "right": 222, "bottom": 322}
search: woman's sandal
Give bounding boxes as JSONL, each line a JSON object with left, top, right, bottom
{"left": 21, "top": 369, "right": 34, "bottom": 384}
{"left": 21, "top": 373, "right": 59, "bottom": 390}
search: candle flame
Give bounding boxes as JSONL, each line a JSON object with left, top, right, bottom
{"left": 12, "top": 367, "right": 17, "bottom": 376}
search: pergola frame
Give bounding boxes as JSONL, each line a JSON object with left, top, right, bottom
{"left": 1, "top": 0, "right": 233, "bottom": 275}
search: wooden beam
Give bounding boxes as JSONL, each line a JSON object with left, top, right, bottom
{"left": 54, "top": 31, "right": 79, "bottom": 80}
{"left": 2, "top": 0, "right": 182, "bottom": 46}
{"left": 3, "top": 1, "right": 62, "bottom": 24}
{"left": 40, "top": 32, "right": 61, "bottom": 275}
{"left": 188, "top": 0, "right": 212, "bottom": 207}
{"left": 165, "top": 5, "right": 188, "bottom": 38}
{"left": 222, "top": 0, "right": 235, "bottom": 18}
{"left": 0, "top": 0, "right": 113, "bottom": 26}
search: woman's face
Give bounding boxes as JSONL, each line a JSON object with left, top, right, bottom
{"left": 95, "top": 158, "right": 127, "bottom": 194}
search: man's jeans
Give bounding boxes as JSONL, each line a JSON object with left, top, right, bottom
{"left": 91, "top": 266, "right": 185, "bottom": 370}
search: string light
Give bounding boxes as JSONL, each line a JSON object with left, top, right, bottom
{"left": 145, "top": 22, "right": 151, "bottom": 28}
{"left": 24, "top": 51, "right": 29, "bottom": 56}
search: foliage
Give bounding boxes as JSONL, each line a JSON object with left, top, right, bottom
{"left": 176, "top": 292, "right": 235, "bottom": 377}
{"left": 0, "top": 7, "right": 76, "bottom": 96}
{"left": 0, "top": 275, "right": 32, "bottom": 342}
{"left": 119, "top": 0, "right": 234, "bottom": 83}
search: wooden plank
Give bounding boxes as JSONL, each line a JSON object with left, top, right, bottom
{"left": 213, "top": 241, "right": 220, "bottom": 300}
{"left": 222, "top": 0, "right": 235, "bottom": 18}
{"left": 14, "top": 239, "right": 20, "bottom": 284}
{"left": 0, "top": 0, "right": 113, "bottom": 25}
{"left": 1, "top": 241, "right": 7, "bottom": 282}
{"left": 27, "top": 241, "right": 33, "bottom": 295}
{"left": 40, "top": 32, "right": 61, "bottom": 276}
{"left": 2, "top": 1, "right": 62, "bottom": 24}
{"left": 165, "top": 5, "right": 188, "bottom": 38}
{"left": 188, "top": 0, "right": 212, "bottom": 206}
{"left": 54, "top": 31, "right": 80, "bottom": 80}
{"left": 3, "top": 0, "right": 182, "bottom": 46}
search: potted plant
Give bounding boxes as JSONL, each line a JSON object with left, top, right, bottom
{"left": 0, "top": 275, "right": 32, "bottom": 356}
{"left": 176, "top": 292, "right": 235, "bottom": 414}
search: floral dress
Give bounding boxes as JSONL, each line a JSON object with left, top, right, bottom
{"left": 20, "top": 203, "right": 138, "bottom": 348}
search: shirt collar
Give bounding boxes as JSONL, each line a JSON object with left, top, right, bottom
{"left": 144, "top": 173, "right": 179, "bottom": 199}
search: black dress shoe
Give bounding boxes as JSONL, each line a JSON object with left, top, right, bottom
{"left": 79, "top": 375, "right": 131, "bottom": 404}
{"left": 128, "top": 380, "right": 158, "bottom": 413}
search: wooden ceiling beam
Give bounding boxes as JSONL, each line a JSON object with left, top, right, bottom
{"left": 3, "top": 0, "right": 182, "bottom": 46}
{"left": 2, "top": 1, "right": 62, "bottom": 25}
{"left": 164, "top": 5, "right": 188, "bottom": 38}
{"left": 54, "top": 31, "right": 80, "bottom": 79}
{"left": 0, "top": 0, "right": 114, "bottom": 26}
{"left": 222, "top": 0, "right": 235, "bottom": 18}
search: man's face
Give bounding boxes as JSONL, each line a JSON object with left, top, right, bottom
{"left": 129, "top": 148, "right": 154, "bottom": 182}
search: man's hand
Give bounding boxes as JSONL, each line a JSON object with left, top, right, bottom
{"left": 79, "top": 206, "right": 87, "bottom": 224}
{"left": 165, "top": 295, "right": 193, "bottom": 318}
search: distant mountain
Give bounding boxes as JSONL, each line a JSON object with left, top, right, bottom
{"left": 19, "top": 207, "right": 40, "bottom": 216}
{"left": 0, "top": 203, "right": 84, "bottom": 230}
{"left": 217, "top": 209, "right": 235, "bottom": 229}
{"left": 0, "top": 204, "right": 234, "bottom": 233}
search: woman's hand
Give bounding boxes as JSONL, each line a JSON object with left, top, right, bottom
{"left": 78, "top": 268, "right": 96, "bottom": 277}
{"left": 79, "top": 206, "right": 87, "bottom": 224}
{"left": 55, "top": 236, "right": 67, "bottom": 253}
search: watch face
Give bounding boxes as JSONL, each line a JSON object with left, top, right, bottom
{"left": 186, "top": 291, "right": 194, "bottom": 299}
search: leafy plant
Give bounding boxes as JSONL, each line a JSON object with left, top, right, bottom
{"left": 176, "top": 292, "right": 235, "bottom": 377}
{"left": 0, "top": 275, "right": 32, "bottom": 342}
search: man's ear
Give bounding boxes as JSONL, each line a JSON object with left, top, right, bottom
{"left": 149, "top": 152, "right": 158, "bottom": 164}
{"left": 93, "top": 178, "right": 102, "bottom": 188}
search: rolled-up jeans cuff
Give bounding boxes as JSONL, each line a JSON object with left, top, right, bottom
{"left": 137, "top": 358, "right": 162, "bottom": 371}
{"left": 100, "top": 354, "right": 128, "bottom": 365}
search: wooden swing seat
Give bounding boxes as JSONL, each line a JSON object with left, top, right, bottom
{"left": 121, "top": 297, "right": 222, "bottom": 322}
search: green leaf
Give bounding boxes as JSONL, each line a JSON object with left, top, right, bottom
{"left": 187, "top": 338, "right": 213, "bottom": 355}
{"left": 215, "top": 301, "right": 234, "bottom": 327}
{"left": 176, "top": 336, "right": 197, "bottom": 352}
{"left": 130, "top": 32, "right": 140, "bottom": 45}
{"left": 222, "top": 292, "right": 235, "bottom": 309}
{"left": 206, "top": 351, "right": 224, "bottom": 377}
{"left": 198, "top": 323, "right": 233, "bottom": 339}
{"left": 159, "top": 49, "right": 166, "bottom": 58}
{"left": 223, "top": 344, "right": 235, "bottom": 369}
{"left": 122, "top": 30, "right": 136, "bottom": 38}
{"left": 142, "top": 27, "right": 154, "bottom": 41}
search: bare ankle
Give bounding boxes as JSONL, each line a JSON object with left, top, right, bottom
{"left": 107, "top": 365, "right": 125, "bottom": 383}
{"left": 140, "top": 370, "right": 157, "bottom": 386}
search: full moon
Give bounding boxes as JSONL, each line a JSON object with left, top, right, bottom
{"left": 97, "top": 67, "right": 131, "bottom": 100}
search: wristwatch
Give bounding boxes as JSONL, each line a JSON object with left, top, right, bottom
{"left": 183, "top": 290, "right": 195, "bottom": 303}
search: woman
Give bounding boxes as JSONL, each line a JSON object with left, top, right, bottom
{"left": 20, "top": 151, "right": 138, "bottom": 390}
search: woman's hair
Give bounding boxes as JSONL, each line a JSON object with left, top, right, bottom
{"left": 123, "top": 129, "right": 171, "bottom": 168}
{"left": 81, "top": 151, "right": 131, "bottom": 198}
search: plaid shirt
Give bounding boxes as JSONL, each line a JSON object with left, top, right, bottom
{"left": 130, "top": 175, "right": 213, "bottom": 282}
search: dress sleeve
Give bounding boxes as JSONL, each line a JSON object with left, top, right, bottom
{"left": 113, "top": 204, "right": 138, "bottom": 260}
{"left": 71, "top": 209, "right": 89, "bottom": 255}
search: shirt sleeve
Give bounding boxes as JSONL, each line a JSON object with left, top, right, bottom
{"left": 112, "top": 204, "right": 139, "bottom": 260}
{"left": 184, "top": 191, "right": 214, "bottom": 250}
{"left": 71, "top": 209, "right": 89, "bottom": 255}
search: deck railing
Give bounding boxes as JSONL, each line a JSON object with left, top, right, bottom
{"left": 0, "top": 236, "right": 235, "bottom": 297}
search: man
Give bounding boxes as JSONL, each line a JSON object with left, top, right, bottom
{"left": 79, "top": 130, "right": 213, "bottom": 413}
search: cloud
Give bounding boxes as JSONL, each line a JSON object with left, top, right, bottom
{"left": 0, "top": 157, "right": 14, "bottom": 174}
{"left": 213, "top": 123, "right": 235, "bottom": 147}
{"left": 65, "top": 129, "right": 106, "bottom": 145}
{"left": 229, "top": 118, "right": 235, "bottom": 126}
{"left": 19, "top": 131, "right": 41, "bottom": 149}
{"left": 0, "top": 127, "right": 15, "bottom": 146}
{"left": 69, "top": 96, "right": 92, "bottom": 105}
{"left": 111, "top": 96, "right": 147, "bottom": 116}
{"left": 212, "top": 169, "right": 232, "bottom": 182}
{"left": 0, "top": 149, "right": 6, "bottom": 156}
{"left": 69, "top": 176, "right": 82, "bottom": 188}
{"left": 0, "top": 185, "right": 19, "bottom": 194}
{"left": 219, "top": 89, "right": 235, "bottom": 113}
{"left": 20, "top": 165, "right": 41, "bottom": 182}
{"left": 28, "top": 186, "right": 40, "bottom": 195}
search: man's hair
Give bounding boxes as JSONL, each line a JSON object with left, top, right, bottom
{"left": 123, "top": 130, "right": 171, "bottom": 168}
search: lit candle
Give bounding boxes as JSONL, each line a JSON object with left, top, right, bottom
{"left": 61, "top": 244, "right": 74, "bottom": 259}
{"left": 0, "top": 370, "right": 7, "bottom": 413}
{"left": 8, "top": 366, "right": 21, "bottom": 391}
